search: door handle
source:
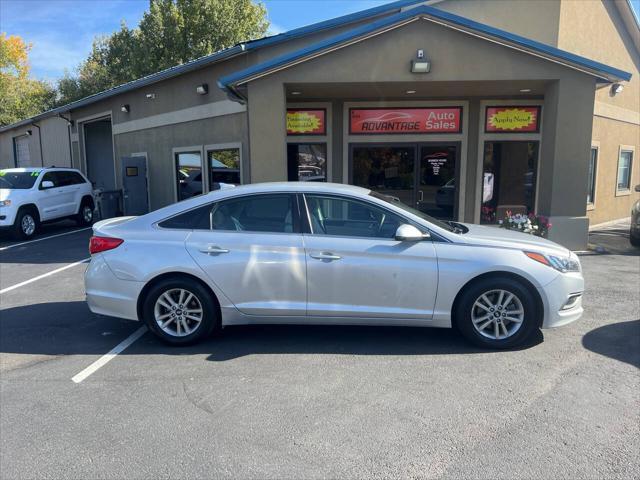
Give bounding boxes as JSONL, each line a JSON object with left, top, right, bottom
{"left": 310, "top": 252, "right": 341, "bottom": 261}
{"left": 418, "top": 190, "right": 424, "bottom": 203}
{"left": 199, "top": 245, "right": 230, "bottom": 255}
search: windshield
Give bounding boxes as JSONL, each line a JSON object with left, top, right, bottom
{"left": 0, "top": 171, "right": 39, "bottom": 189}
{"left": 369, "top": 191, "right": 459, "bottom": 233}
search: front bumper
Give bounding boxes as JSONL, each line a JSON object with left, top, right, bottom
{"left": 85, "top": 254, "right": 144, "bottom": 321}
{"left": 538, "top": 271, "right": 584, "bottom": 328}
{"left": 0, "top": 206, "right": 17, "bottom": 227}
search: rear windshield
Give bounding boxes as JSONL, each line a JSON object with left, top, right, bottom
{"left": 0, "top": 171, "right": 40, "bottom": 189}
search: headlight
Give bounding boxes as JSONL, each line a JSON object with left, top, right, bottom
{"left": 524, "top": 251, "right": 581, "bottom": 273}
{"left": 0, "top": 200, "right": 11, "bottom": 207}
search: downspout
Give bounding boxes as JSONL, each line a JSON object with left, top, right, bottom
{"left": 31, "top": 123, "right": 43, "bottom": 167}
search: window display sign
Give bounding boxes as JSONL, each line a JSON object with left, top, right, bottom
{"left": 349, "top": 107, "right": 462, "bottom": 134}
{"left": 485, "top": 106, "right": 541, "bottom": 133}
{"left": 286, "top": 109, "right": 326, "bottom": 135}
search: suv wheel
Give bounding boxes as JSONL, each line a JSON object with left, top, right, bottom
{"left": 76, "top": 200, "right": 94, "bottom": 226}
{"left": 12, "top": 208, "right": 39, "bottom": 240}
{"left": 143, "top": 277, "right": 218, "bottom": 345}
{"left": 455, "top": 276, "right": 539, "bottom": 349}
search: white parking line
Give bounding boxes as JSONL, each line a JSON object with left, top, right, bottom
{"left": 0, "top": 227, "right": 92, "bottom": 251}
{"left": 72, "top": 326, "right": 148, "bottom": 383}
{"left": 0, "top": 258, "right": 90, "bottom": 294}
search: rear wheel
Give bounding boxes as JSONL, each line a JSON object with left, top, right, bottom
{"left": 143, "top": 277, "right": 218, "bottom": 345}
{"left": 455, "top": 276, "right": 539, "bottom": 349}
{"left": 12, "top": 208, "right": 39, "bottom": 239}
{"left": 76, "top": 199, "right": 94, "bottom": 226}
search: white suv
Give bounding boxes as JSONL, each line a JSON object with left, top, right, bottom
{"left": 0, "top": 167, "right": 95, "bottom": 239}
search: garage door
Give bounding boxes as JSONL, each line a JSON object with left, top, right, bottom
{"left": 14, "top": 135, "right": 31, "bottom": 167}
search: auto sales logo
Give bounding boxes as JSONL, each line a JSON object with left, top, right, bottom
{"left": 350, "top": 108, "right": 462, "bottom": 134}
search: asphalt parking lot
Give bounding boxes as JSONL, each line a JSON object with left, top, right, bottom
{"left": 1, "top": 224, "right": 638, "bottom": 479}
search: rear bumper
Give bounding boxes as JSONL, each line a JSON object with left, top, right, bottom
{"left": 538, "top": 272, "right": 584, "bottom": 328}
{"left": 85, "top": 254, "right": 143, "bottom": 321}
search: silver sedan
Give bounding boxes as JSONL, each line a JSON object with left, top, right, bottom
{"left": 85, "top": 182, "right": 584, "bottom": 349}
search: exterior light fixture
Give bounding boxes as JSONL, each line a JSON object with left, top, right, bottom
{"left": 121, "top": 104, "right": 130, "bottom": 113}
{"left": 26, "top": 129, "right": 33, "bottom": 136}
{"left": 411, "top": 49, "right": 430, "bottom": 73}
{"left": 519, "top": 88, "right": 532, "bottom": 93}
{"left": 610, "top": 83, "right": 624, "bottom": 96}
{"left": 146, "top": 93, "right": 156, "bottom": 99}
{"left": 406, "top": 90, "right": 417, "bottom": 94}
{"left": 291, "top": 91, "right": 302, "bottom": 95}
{"left": 196, "top": 83, "right": 209, "bottom": 95}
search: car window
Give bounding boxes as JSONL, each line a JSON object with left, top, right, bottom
{"left": 66, "top": 171, "right": 86, "bottom": 185}
{"left": 211, "top": 194, "right": 295, "bottom": 233}
{"left": 158, "top": 204, "right": 213, "bottom": 230}
{"left": 304, "top": 194, "right": 405, "bottom": 239}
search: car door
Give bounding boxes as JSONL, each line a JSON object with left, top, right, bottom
{"left": 59, "top": 171, "right": 84, "bottom": 215}
{"left": 302, "top": 193, "right": 438, "bottom": 321}
{"left": 184, "top": 193, "right": 307, "bottom": 316}
{"left": 37, "top": 172, "right": 71, "bottom": 220}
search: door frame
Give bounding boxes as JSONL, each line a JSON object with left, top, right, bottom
{"left": 348, "top": 141, "right": 462, "bottom": 220}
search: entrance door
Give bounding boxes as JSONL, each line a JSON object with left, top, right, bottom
{"left": 350, "top": 143, "right": 459, "bottom": 220}
{"left": 416, "top": 144, "right": 458, "bottom": 220}
{"left": 122, "top": 156, "right": 149, "bottom": 215}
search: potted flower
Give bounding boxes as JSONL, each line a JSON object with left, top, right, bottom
{"left": 499, "top": 211, "right": 552, "bottom": 238}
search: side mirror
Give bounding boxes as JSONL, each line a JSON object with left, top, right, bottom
{"left": 635, "top": 185, "right": 640, "bottom": 193}
{"left": 395, "top": 224, "right": 429, "bottom": 241}
{"left": 41, "top": 180, "right": 55, "bottom": 189}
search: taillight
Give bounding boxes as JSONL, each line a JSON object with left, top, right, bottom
{"left": 89, "top": 236, "right": 124, "bottom": 255}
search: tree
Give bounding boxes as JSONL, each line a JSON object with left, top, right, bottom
{"left": 57, "top": 0, "right": 269, "bottom": 105}
{"left": 0, "top": 33, "right": 57, "bottom": 127}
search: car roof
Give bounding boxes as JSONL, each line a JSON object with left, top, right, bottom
{"left": 0, "top": 167, "right": 78, "bottom": 173}
{"left": 220, "top": 182, "right": 370, "bottom": 195}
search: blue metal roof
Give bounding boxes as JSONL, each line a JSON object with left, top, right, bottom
{"left": 219, "top": 4, "right": 632, "bottom": 99}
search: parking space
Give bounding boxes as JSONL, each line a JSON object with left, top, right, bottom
{"left": 0, "top": 228, "right": 638, "bottom": 479}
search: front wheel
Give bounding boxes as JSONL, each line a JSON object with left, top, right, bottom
{"left": 455, "top": 277, "right": 539, "bottom": 349}
{"left": 142, "top": 277, "right": 218, "bottom": 345}
{"left": 12, "top": 208, "right": 39, "bottom": 240}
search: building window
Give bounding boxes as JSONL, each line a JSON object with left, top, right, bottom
{"left": 617, "top": 149, "right": 633, "bottom": 192}
{"left": 175, "top": 151, "right": 203, "bottom": 201}
{"left": 587, "top": 147, "right": 597, "bottom": 205}
{"left": 287, "top": 143, "right": 327, "bottom": 182}
{"left": 207, "top": 148, "right": 241, "bottom": 185}
{"left": 481, "top": 141, "right": 538, "bottom": 224}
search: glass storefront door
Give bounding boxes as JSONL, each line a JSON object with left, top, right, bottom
{"left": 350, "top": 143, "right": 459, "bottom": 220}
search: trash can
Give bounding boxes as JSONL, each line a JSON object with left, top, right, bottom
{"left": 95, "top": 189, "right": 123, "bottom": 220}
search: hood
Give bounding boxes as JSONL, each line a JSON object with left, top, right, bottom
{"left": 456, "top": 223, "right": 570, "bottom": 256}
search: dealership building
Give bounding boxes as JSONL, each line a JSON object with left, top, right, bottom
{"left": 1, "top": 0, "right": 638, "bottom": 249}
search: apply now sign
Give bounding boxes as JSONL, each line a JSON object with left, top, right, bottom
{"left": 485, "top": 106, "right": 541, "bottom": 133}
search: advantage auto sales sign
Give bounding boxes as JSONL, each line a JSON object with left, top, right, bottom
{"left": 350, "top": 107, "right": 462, "bottom": 134}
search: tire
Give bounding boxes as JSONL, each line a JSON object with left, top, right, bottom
{"left": 630, "top": 233, "right": 640, "bottom": 247}
{"left": 454, "top": 276, "right": 539, "bottom": 349}
{"left": 76, "top": 199, "right": 94, "bottom": 227}
{"left": 142, "top": 277, "right": 218, "bottom": 345}
{"left": 12, "top": 207, "right": 39, "bottom": 240}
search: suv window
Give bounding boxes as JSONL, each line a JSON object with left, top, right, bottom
{"left": 212, "top": 194, "right": 295, "bottom": 233}
{"left": 304, "top": 194, "right": 405, "bottom": 239}
{"left": 158, "top": 204, "right": 213, "bottom": 230}
{"left": 66, "top": 171, "right": 86, "bottom": 185}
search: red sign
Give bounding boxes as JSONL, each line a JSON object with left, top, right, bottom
{"left": 350, "top": 107, "right": 462, "bottom": 134}
{"left": 286, "top": 109, "right": 326, "bottom": 135}
{"left": 485, "top": 106, "right": 540, "bottom": 133}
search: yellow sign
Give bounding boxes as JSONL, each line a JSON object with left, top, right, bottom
{"left": 286, "top": 110, "right": 325, "bottom": 135}
{"left": 486, "top": 107, "right": 539, "bottom": 132}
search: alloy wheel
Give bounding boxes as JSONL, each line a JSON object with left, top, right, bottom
{"left": 471, "top": 289, "right": 525, "bottom": 340}
{"left": 83, "top": 205, "right": 93, "bottom": 222}
{"left": 153, "top": 288, "right": 203, "bottom": 337}
{"left": 21, "top": 214, "right": 36, "bottom": 236}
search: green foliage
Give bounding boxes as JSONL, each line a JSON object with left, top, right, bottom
{"left": 0, "top": 34, "right": 56, "bottom": 127}
{"left": 57, "top": 0, "right": 269, "bottom": 105}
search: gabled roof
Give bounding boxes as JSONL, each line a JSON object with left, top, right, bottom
{"left": 0, "top": 0, "right": 426, "bottom": 133}
{"left": 219, "top": 4, "right": 632, "bottom": 101}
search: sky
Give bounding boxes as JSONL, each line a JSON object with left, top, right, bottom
{"left": 1, "top": 0, "right": 639, "bottom": 83}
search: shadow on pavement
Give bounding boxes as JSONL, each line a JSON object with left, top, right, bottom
{"left": 582, "top": 319, "right": 640, "bottom": 369}
{"left": 0, "top": 301, "right": 543, "bottom": 359}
